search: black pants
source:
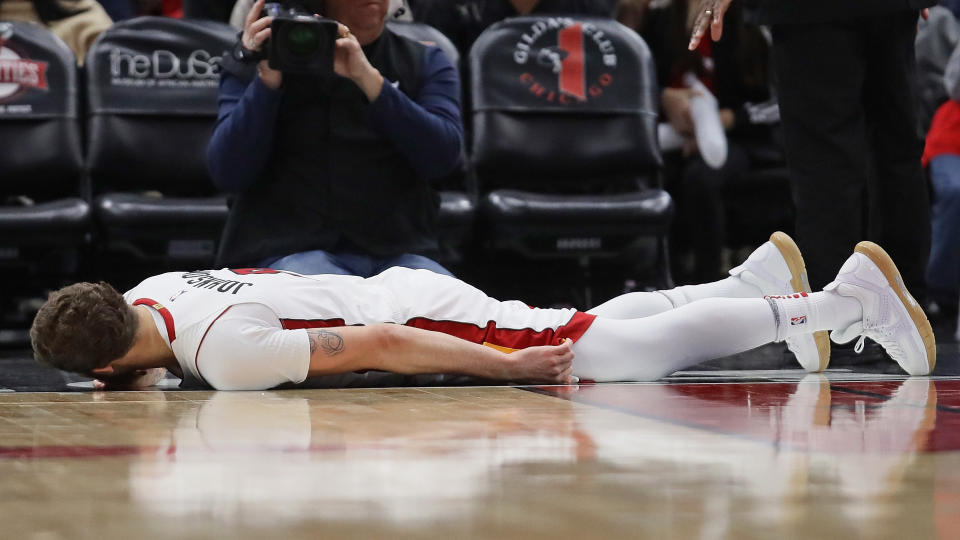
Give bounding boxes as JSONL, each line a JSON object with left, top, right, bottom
{"left": 667, "top": 144, "right": 751, "bottom": 283}
{"left": 773, "top": 12, "right": 931, "bottom": 295}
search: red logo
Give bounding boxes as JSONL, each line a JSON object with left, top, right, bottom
{"left": 513, "top": 18, "right": 618, "bottom": 105}
{"left": 765, "top": 292, "right": 809, "bottom": 300}
{"left": 790, "top": 316, "right": 807, "bottom": 326}
{"left": 0, "top": 33, "right": 50, "bottom": 104}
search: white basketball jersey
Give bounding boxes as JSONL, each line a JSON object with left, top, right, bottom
{"left": 122, "top": 268, "right": 402, "bottom": 384}
{"left": 123, "top": 267, "right": 595, "bottom": 388}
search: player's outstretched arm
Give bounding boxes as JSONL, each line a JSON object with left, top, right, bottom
{"left": 306, "top": 324, "right": 575, "bottom": 384}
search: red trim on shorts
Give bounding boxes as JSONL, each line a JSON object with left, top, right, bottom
{"left": 133, "top": 298, "right": 176, "bottom": 342}
{"left": 405, "top": 312, "right": 596, "bottom": 349}
{"left": 278, "top": 312, "right": 597, "bottom": 350}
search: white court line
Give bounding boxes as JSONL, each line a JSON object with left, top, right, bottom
{"left": 0, "top": 388, "right": 14, "bottom": 393}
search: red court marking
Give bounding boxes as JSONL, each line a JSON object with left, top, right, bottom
{"left": 542, "top": 379, "right": 960, "bottom": 453}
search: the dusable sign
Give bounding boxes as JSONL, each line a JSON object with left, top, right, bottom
{"left": 109, "top": 48, "right": 219, "bottom": 88}
{"left": 86, "top": 17, "right": 235, "bottom": 115}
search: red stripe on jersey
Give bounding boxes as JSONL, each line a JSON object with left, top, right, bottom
{"left": 405, "top": 311, "right": 596, "bottom": 349}
{"left": 133, "top": 298, "right": 176, "bottom": 342}
{"left": 280, "top": 318, "right": 347, "bottom": 330}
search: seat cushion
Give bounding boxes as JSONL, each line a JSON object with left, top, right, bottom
{"left": 95, "top": 193, "right": 229, "bottom": 238}
{"left": 438, "top": 190, "right": 475, "bottom": 225}
{"left": 480, "top": 189, "right": 673, "bottom": 257}
{"left": 0, "top": 198, "right": 90, "bottom": 245}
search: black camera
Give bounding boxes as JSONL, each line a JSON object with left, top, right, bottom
{"left": 262, "top": 2, "right": 339, "bottom": 73}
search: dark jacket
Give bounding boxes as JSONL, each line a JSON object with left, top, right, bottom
{"left": 207, "top": 29, "right": 464, "bottom": 267}
{"left": 751, "top": 0, "right": 937, "bottom": 25}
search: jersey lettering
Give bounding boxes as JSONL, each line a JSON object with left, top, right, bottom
{"left": 180, "top": 271, "right": 253, "bottom": 295}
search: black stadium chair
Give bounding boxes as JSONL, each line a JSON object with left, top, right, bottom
{"left": 84, "top": 17, "right": 234, "bottom": 279}
{"left": 386, "top": 20, "right": 476, "bottom": 267}
{"left": 0, "top": 22, "right": 89, "bottom": 327}
{"left": 467, "top": 16, "right": 673, "bottom": 305}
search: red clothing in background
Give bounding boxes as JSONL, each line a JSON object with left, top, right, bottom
{"left": 923, "top": 99, "right": 960, "bottom": 166}
{"left": 162, "top": 0, "right": 183, "bottom": 18}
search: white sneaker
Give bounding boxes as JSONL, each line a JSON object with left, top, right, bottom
{"left": 729, "top": 231, "right": 831, "bottom": 372}
{"left": 825, "top": 241, "right": 936, "bottom": 376}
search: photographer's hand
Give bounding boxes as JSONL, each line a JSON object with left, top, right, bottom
{"left": 243, "top": 0, "right": 282, "bottom": 90}
{"left": 334, "top": 23, "right": 384, "bottom": 101}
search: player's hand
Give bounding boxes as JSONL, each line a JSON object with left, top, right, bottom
{"left": 334, "top": 23, "right": 384, "bottom": 101}
{"left": 688, "top": 0, "right": 733, "bottom": 50}
{"left": 508, "top": 339, "right": 576, "bottom": 384}
{"left": 243, "top": 0, "right": 282, "bottom": 89}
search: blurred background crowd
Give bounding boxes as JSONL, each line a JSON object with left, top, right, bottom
{"left": 2, "top": 0, "right": 958, "bottom": 340}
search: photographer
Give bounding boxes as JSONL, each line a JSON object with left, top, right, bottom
{"left": 207, "top": 0, "right": 464, "bottom": 277}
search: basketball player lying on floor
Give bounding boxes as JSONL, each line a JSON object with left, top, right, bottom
{"left": 29, "top": 233, "right": 936, "bottom": 391}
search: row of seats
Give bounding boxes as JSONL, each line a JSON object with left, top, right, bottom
{"left": 0, "top": 15, "right": 673, "bottom": 306}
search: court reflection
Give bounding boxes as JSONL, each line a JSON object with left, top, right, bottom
{"left": 121, "top": 377, "right": 944, "bottom": 534}
{"left": 562, "top": 375, "right": 940, "bottom": 536}
{"left": 127, "top": 389, "right": 597, "bottom": 524}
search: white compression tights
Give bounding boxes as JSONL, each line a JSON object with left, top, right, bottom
{"left": 572, "top": 298, "right": 778, "bottom": 382}
{"left": 585, "top": 276, "right": 764, "bottom": 319}
{"left": 571, "top": 285, "right": 862, "bottom": 382}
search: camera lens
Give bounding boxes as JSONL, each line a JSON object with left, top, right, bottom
{"left": 285, "top": 24, "right": 319, "bottom": 56}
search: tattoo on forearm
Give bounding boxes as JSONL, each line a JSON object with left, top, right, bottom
{"left": 307, "top": 329, "right": 345, "bottom": 356}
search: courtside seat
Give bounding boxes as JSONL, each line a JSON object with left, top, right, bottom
{"left": 85, "top": 17, "right": 234, "bottom": 269}
{"left": 0, "top": 22, "right": 89, "bottom": 307}
{"left": 483, "top": 190, "right": 672, "bottom": 258}
{"left": 387, "top": 20, "right": 476, "bottom": 265}
{"left": 469, "top": 17, "right": 673, "bottom": 299}
{"left": 387, "top": 19, "right": 461, "bottom": 68}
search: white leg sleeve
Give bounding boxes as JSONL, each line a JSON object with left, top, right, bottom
{"left": 587, "top": 277, "right": 763, "bottom": 320}
{"left": 586, "top": 291, "right": 675, "bottom": 319}
{"left": 572, "top": 298, "right": 778, "bottom": 382}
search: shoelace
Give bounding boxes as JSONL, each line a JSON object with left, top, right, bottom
{"left": 854, "top": 330, "right": 905, "bottom": 360}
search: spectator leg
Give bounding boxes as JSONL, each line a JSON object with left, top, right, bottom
{"left": 773, "top": 21, "right": 870, "bottom": 290}
{"left": 378, "top": 253, "right": 454, "bottom": 277}
{"left": 926, "top": 154, "right": 960, "bottom": 303}
{"left": 863, "top": 11, "right": 932, "bottom": 300}
{"left": 262, "top": 250, "right": 355, "bottom": 275}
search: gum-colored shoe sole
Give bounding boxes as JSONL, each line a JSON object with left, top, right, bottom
{"left": 854, "top": 241, "right": 936, "bottom": 375}
{"left": 769, "top": 231, "right": 831, "bottom": 372}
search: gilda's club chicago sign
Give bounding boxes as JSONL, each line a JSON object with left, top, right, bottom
{"left": 512, "top": 17, "right": 618, "bottom": 105}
